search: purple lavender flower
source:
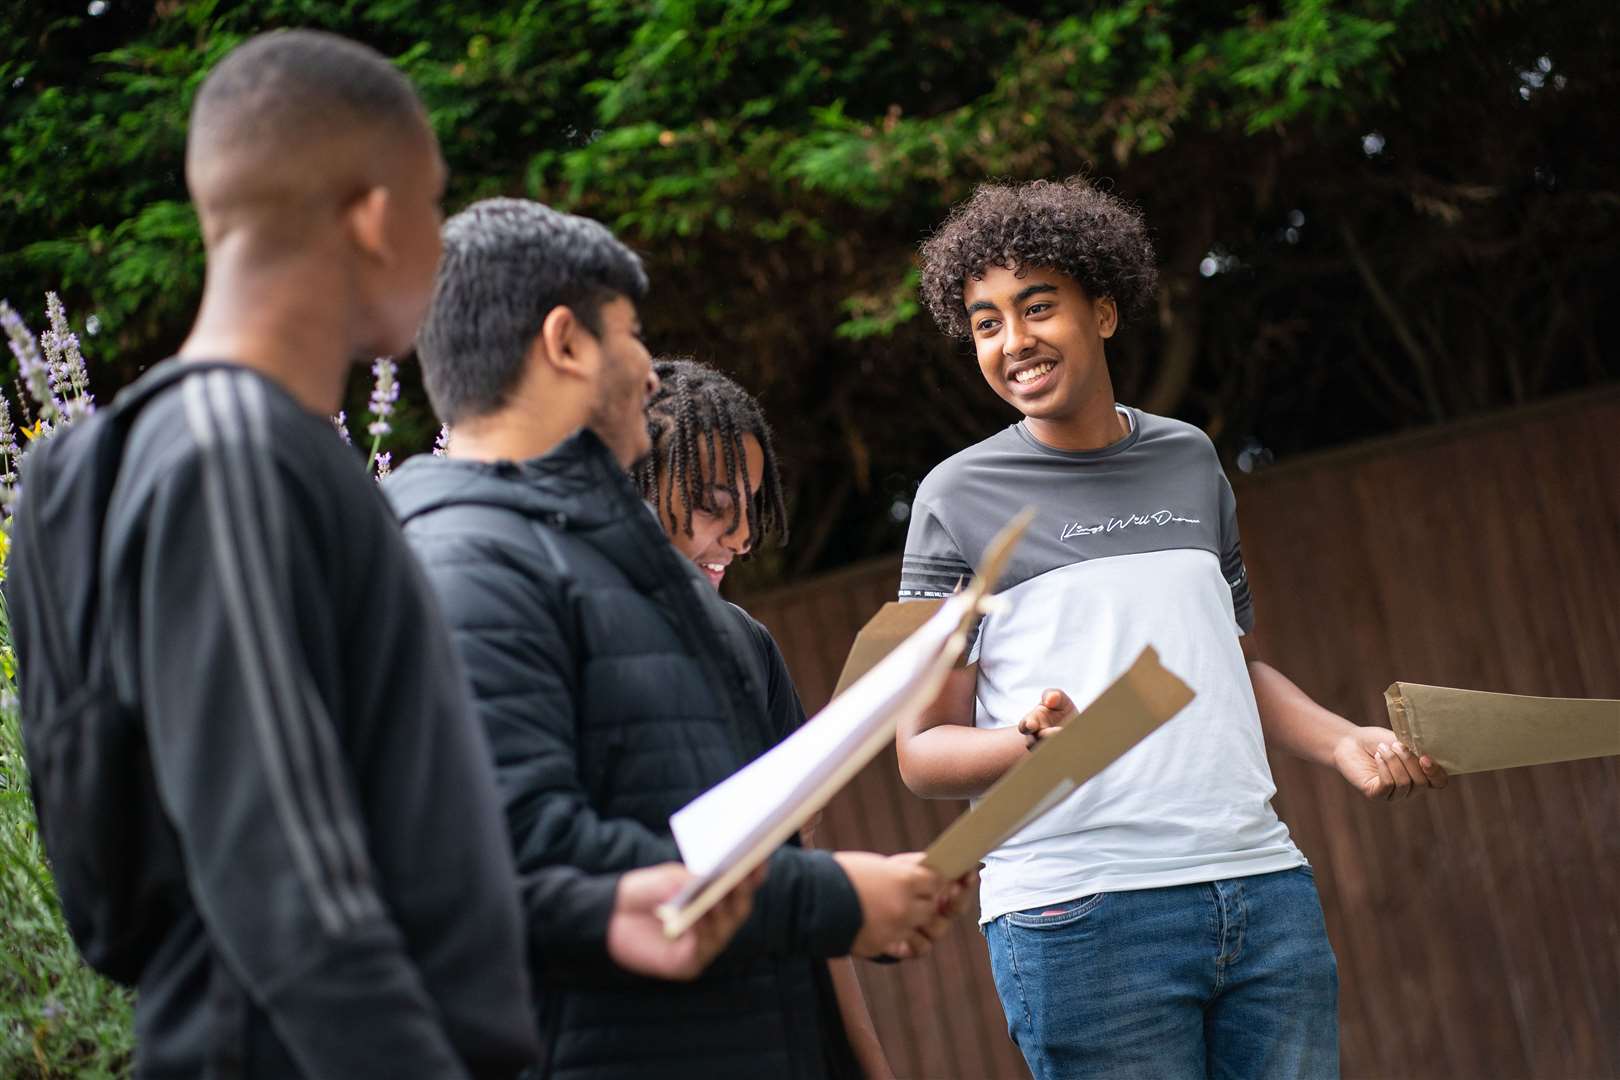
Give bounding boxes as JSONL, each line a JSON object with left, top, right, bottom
{"left": 0, "top": 396, "right": 19, "bottom": 477}
{"left": 433, "top": 423, "right": 450, "bottom": 457}
{"left": 332, "top": 410, "right": 352, "bottom": 445}
{"left": 373, "top": 451, "right": 393, "bottom": 480}
{"left": 43, "top": 292, "right": 94, "bottom": 419}
{"left": 1, "top": 300, "right": 60, "bottom": 427}
{"left": 366, "top": 357, "right": 399, "bottom": 439}
{"left": 0, "top": 394, "right": 21, "bottom": 516}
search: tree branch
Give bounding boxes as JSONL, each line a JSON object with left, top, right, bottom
{"left": 1338, "top": 221, "right": 1448, "bottom": 422}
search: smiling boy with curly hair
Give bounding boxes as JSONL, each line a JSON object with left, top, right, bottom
{"left": 897, "top": 177, "right": 1449, "bottom": 1080}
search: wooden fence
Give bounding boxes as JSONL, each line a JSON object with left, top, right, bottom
{"left": 742, "top": 388, "right": 1620, "bottom": 1080}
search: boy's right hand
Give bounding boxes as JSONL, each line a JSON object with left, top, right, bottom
{"left": 834, "top": 851, "right": 950, "bottom": 959}
{"left": 1017, "top": 689, "right": 1076, "bottom": 750}
{"left": 606, "top": 862, "right": 763, "bottom": 981}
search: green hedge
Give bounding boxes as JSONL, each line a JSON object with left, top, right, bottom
{"left": 0, "top": 593, "right": 135, "bottom": 1078}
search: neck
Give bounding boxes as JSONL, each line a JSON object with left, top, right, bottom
{"left": 447, "top": 382, "right": 593, "bottom": 465}
{"left": 1022, "top": 368, "right": 1127, "bottom": 451}
{"left": 178, "top": 233, "right": 356, "bottom": 416}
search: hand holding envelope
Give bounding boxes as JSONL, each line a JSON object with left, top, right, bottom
{"left": 1330, "top": 724, "right": 1448, "bottom": 800}
{"left": 921, "top": 647, "right": 1196, "bottom": 880}
{"left": 1385, "top": 682, "right": 1620, "bottom": 775}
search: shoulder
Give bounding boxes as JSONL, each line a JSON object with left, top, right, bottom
{"left": 1129, "top": 409, "right": 1225, "bottom": 473}
{"left": 137, "top": 366, "right": 337, "bottom": 454}
{"left": 723, "top": 601, "right": 781, "bottom": 660}
{"left": 1130, "top": 409, "right": 1214, "bottom": 451}
{"left": 121, "top": 367, "right": 365, "bottom": 517}
{"left": 915, "top": 425, "right": 1023, "bottom": 504}
{"left": 1131, "top": 409, "right": 1218, "bottom": 456}
{"left": 386, "top": 465, "right": 580, "bottom": 620}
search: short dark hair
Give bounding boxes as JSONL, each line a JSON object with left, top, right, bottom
{"left": 416, "top": 198, "right": 649, "bottom": 424}
{"left": 189, "top": 29, "right": 422, "bottom": 174}
{"left": 918, "top": 177, "right": 1158, "bottom": 339}
{"left": 631, "top": 357, "right": 788, "bottom": 549}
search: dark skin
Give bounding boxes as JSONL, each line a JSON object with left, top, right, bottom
{"left": 899, "top": 263, "right": 1449, "bottom": 802}
{"left": 179, "top": 116, "right": 449, "bottom": 416}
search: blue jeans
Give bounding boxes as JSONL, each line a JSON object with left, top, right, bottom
{"left": 985, "top": 867, "right": 1339, "bottom": 1080}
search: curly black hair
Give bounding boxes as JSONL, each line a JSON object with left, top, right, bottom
{"left": 631, "top": 357, "right": 788, "bottom": 549}
{"left": 918, "top": 177, "right": 1158, "bottom": 339}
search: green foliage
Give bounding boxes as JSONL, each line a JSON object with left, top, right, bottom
{"left": 0, "top": 1, "right": 1414, "bottom": 367}
{"left": 0, "top": 591, "right": 135, "bottom": 1079}
{"left": 2, "top": 0, "right": 1616, "bottom": 581}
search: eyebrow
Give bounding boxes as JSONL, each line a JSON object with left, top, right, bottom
{"left": 965, "top": 281, "right": 1058, "bottom": 316}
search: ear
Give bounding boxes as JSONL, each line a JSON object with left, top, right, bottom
{"left": 1096, "top": 296, "right": 1119, "bottom": 339}
{"left": 346, "top": 186, "right": 393, "bottom": 263}
{"left": 536, "top": 305, "right": 597, "bottom": 378}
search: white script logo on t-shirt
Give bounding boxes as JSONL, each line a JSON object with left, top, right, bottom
{"left": 1060, "top": 509, "right": 1202, "bottom": 540}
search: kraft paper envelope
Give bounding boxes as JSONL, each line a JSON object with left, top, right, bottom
{"left": 833, "top": 600, "right": 948, "bottom": 700}
{"left": 923, "top": 647, "right": 1196, "bottom": 880}
{"left": 656, "top": 510, "right": 1034, "bottom": 938}
{"left": 1385, "top": 682, "right": 1620, "bottom": 775}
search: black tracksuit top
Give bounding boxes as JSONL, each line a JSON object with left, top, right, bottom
{"left": 93, "top": 365, "right": 539, "bottom": 1078}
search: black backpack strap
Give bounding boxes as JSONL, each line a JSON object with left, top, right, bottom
{"left": 16, "top": 360, "right": 240, "bottom": 689}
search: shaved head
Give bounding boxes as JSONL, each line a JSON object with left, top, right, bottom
{"left": 187, "top": 30, "right": 429, "bottom": 235}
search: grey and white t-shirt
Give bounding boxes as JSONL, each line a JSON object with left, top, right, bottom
{"left": 902, "top": 407, "right": 1303, "bottom": 922}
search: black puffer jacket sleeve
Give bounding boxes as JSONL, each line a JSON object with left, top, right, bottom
{"left": 523, "top": 866, "right": 620, "bottom": 981}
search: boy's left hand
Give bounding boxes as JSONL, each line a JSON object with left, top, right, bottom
{"left": 1333, "top": 727, "right": 1449, "bottom": 800}
{"left": 1017, "top": 689, "right": 1076, "bottom": 750}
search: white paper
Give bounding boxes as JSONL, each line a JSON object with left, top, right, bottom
{"left": 670, "top": 592, "right": 973, "bottom": 876}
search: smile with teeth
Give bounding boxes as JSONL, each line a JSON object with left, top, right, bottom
{"left": 1012, "top": 361, "right": 1055, "bottom": 385}
{"left": 700, "top": 561, "right": 727, "bottom": 574}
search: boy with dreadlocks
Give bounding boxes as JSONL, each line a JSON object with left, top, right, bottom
{"left": 632, "top": 357, "right": 894, "bottom": 1078}
{"left": 897, "top": 177, "right": 1449, "bottom": 1080}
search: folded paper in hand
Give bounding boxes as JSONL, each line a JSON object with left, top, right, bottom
{"left": 656, "top": 510, "right": 1034, "bottom": 938}
{"left": 1385, "top": 682, "right": 1620, "bottom": 775}
{"left": 923, "top": 647, "right": 1195, "bottom": 880}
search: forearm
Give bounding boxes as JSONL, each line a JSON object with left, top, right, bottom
{"left": 829, "top": 956, "right": 891, "bottom": 1078}
{"left": 507, "top": 785, "right": 680, "bottom": 876}
{"left": 1248, "top": 659, "right": 1358, "bottom": 767}
{"left": 522, "top": 865, "right": 620, "bottom": 978}
{"left": 709, "top": 845, "right": 861, "bottom": 967}
{"left": 897, "top": 723, "right": 1028, "bottom": 799}
{"left": 259, "top": 934, "right": 468, "bottom": 1080}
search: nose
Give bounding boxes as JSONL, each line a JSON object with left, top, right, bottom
{"left": 644, "top": 364, "right": 661, "bottom": 401}
{"left": 1002, "top": 317, "right": 1036, "bottom": 359}
{"left": 724, "top": 512, "right": 754, "bottom": 557}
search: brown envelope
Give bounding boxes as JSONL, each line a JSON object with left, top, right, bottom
{"left": 923, "top": 647, "right": 1196, "bottom": 880}
{"left": 833, "top": 600, "right": 948, "bottom": 699}
{"left": 1385, "top": 682, "right": 1620, "bottom": 775}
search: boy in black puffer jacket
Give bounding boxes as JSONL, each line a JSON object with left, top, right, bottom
{"left": 386, "top": 198, "right": 965, "bottom": 1080}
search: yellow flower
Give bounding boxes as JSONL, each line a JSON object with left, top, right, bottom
{"left": 20, "top": 420, "right": 44, "bottom": 442}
